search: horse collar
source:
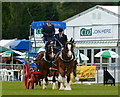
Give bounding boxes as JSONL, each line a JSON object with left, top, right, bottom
{"left": 59, "top": 51, "right": 74, "bottom": 63}
{"left": 43, "top": 52, "right": 51, "bottom": 63}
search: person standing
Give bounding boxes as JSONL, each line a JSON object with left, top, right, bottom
{"left": 42, "top": 19, "right": 55, "bottom": 43}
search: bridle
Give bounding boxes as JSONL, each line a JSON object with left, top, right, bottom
{"left": 38, "top": 42, "right": 55, "bottom": 64}
{"left": 42, "top": 52, "right": 52, "bottom": 64}
{"left": 59, "top": 50, "right": 75, "bottom": 63}
{"left": 59, "top": 42, "right": 75, "bottom": 63}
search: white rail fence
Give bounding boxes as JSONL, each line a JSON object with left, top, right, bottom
{"left": 0, "top": 63, "right": 120, "bottom": 84}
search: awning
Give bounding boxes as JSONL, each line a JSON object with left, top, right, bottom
{"left": 10, "top": 40, "right": 31, "bottom": 52}
{"left": 0, "top": 39, "right": 16, "bottom": 48}
{"left": 0, "top": 46, "right": 10, "bottom": 52}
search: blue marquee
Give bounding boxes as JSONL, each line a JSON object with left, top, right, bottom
{"left": 31, "top": 21, "right": 66, "bottom": 29}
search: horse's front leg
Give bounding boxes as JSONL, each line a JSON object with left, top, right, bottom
{"left": 72, "top": 61, "right": 79, "bottom": 82}
{"left": 42, "top": 70, "right": 49, "bottom": 90}
{"left": 58, "top": 73, "right": 66, "bottom": 90}
{"left": 64, "top": 73, "right": 72, "bottom": 90}
{"left": 52, "top": 71, "right": 57, "bottom": 90}
{"left": 42, "top": 76, "right": 48, "bottom": 89}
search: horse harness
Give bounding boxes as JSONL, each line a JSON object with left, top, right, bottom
{"left": 59, "top": 50, "right": 75, "bottom": 63}
{"left": 58, "top": 50, "right": 75, "bottom": 73}
{"left": 37, "top": 52, "right": 52, "bottom": 65}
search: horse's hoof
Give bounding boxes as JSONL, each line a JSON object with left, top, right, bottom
{"left": 64, "top": 87, "right": 72, "bottom": 90}
{"left": 59, "top": 86, "right": 65, "bottom": 90}
{"left": 52, "top": 87, "right": 57, "bottom": 90}
{"left": 59, "top": 88, "right": 64, "bottom": 90}
{"left": 43, "top": 87, "right": 47, "bottom": 90}
{"left": 52, "top": 83, "right": 57, "bottom": 90}
{"left": 72, "top": 76, "right": 79, "bottom": 82}
{"left": 75, "top": 76, "right": 79, "bottom": 81}
{"left": 43, "top": 85, "right": 47, "bottom": 90}
{"left": 52, "top": 85, "right": 57, "bottom": 90}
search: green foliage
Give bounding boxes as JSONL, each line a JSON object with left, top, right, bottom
{"left": 2, "top": 2, "right": 13, "bottom": 28}
{"left": 2, "top": 2, "right": 119, "bottom": 39}
{"left": 2, "top": 2, "right": 13, "bottom": 39}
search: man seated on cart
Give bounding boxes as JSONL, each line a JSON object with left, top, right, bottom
{"left": 54, "top": 28, "right": 68, "bottom": 54}
{"left": 42, "top": 19, "right": 55, "bottom": 44}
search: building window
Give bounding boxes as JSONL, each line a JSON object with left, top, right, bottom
{"left": 87, "top": 49, "right": 91, "bottom": 63}
{"left": 80, "top": 50, "right": 84, "bottom": 54}
{"left": 98, "top": 13, "right": 101, "bottom": 19}
{"left": 94, "top": 49, "right": 100, "bottom": 63}
{"left": 111, "top": 49, "right": 116, "bottom": 70}
{"left": 102, "top": 64, "right": 108, "bottom": 70}
{"left": 102, "top": 57, "right": 109, "bottom": 63}
{"left": 79, "top": 50, "right": 84, "bottom": 63}
{"left": 92, "top": 13, "right": 96, "bottom": 19}
{"left": 102, "top": 49, "right": 109, "bottom": 63}
{"left": 111, "top": 49, "right": 116, "bottom": 63}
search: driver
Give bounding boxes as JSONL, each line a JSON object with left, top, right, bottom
{"left": 42, "top": 19, "right": 55, "bottom": 44}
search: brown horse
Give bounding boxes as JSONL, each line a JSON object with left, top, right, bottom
{"left": 35, "top": 41, "right": 57, "bottom": 90}
{"left": 54, "top": 38, "right": 76, "bottom": 90}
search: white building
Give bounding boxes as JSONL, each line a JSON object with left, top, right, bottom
{"left": 64, "top": 5, "right": 120, "bottom": 70}
{"left": 30, "top": 5, "right": 120, "bottom": 83}
{"left": 30, "top": 5, "right": 120, "bottom": 69}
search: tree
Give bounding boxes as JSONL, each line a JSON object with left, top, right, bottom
{"left": 2, "top": 2, "right": 13, "bottom": 39}
{"left": 2, "top": 2, "right": 119, "bottom": 39}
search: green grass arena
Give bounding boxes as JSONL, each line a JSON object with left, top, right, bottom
{"left": 2, "top": 81, "right": 118, "bottom": 95}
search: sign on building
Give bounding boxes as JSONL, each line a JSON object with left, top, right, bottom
{"left": 79, "top": 26, "right": 113, "bottom": 38}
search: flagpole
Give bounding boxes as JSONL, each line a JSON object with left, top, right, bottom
{"left": 12, "top": 53, "right": 13, "bottom": 70}
{"left": 34, "top": 29, "right": 37, "bottom": 52}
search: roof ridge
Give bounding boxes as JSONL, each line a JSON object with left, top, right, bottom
{"left": 64, "top": 5, "right": 119, "bottom": 22}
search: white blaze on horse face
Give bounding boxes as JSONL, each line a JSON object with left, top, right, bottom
{"left": 67, "top": 44, "right": 72, "bottom": 57}
{"left": 51, "top": 46, "right": 54, "bottom": 58}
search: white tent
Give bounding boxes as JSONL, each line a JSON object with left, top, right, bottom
{"left": 0, "top": 39, "right": 16, "bottom": 48}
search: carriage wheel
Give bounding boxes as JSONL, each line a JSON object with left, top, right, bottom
{"left": 24, "top": 62, "right": 29, "bottom": 89}
{"left": 28, "top": 74, "right": 34, "bottom": 89}
{"left": 24, "top": 75, "right": 29, "bottom": 89}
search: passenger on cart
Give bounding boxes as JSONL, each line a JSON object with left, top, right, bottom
{"left": 54, "top": 28, "right": 67, "bottom": 54}
{"left": 42, "top": 19, "right": 55, "bottom": 44}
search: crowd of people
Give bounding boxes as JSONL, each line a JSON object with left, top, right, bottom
{"left": 0, "top": 56, "right": 23, "bottom": 81}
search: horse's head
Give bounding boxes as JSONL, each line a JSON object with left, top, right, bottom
{"left": 45, "top": 41, "right": 55, "bottom": 58}
{"left": 63, "top": 38, "right": 75, "bottom": 58}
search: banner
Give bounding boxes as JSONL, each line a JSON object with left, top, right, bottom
{"left": 32, "top": 21, "right": 66, "bottom": 29}
{"left": 79, "top": 26, "right": 113, "bottom": 38}
{"left": 76, "top": 66, "right": 96, "bottom": 79}
{"left": 71, "top": 66, "right": 96, "bottom": 82}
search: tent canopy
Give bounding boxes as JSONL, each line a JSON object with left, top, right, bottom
{"left": 0, "top": 39, "right": 15, "bottom": 48}
{"left": 10, "top": 40, "right": 31, "bottom": 52}
{"left": 0, "top": 46, "right": 10, "bottom": 52}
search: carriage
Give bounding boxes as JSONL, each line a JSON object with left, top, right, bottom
{"left": 24, "top": 56, "right": 58, "bottom": 89}
{"left": 24, "top": 21, "right": 67, "bottom": 89}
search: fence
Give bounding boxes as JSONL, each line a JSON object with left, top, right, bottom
{"left": 74, "top": 65, "right": 120, "bottom": 85}
{"left": 0, "top": 63, "right": 120, "bottom": 84}
{"left": 0, "top": 63, "right": 24, "bottom": 81}
{"left": 95, "top": 66, "right": 120, "bottom": 84}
